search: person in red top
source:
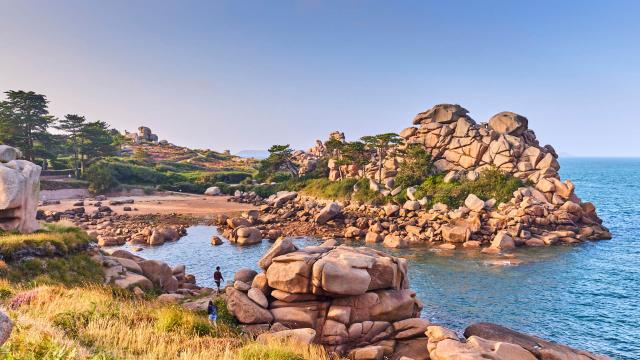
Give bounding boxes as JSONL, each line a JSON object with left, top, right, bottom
{"left": 213, "top": 266, "right": 224, "bottom": 292}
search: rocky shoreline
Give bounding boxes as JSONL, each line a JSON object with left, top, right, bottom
{"left": 223, "top": 238, "right": 609, "bottom": 359}
{"left": 38, "top": 196, "right": 209, "bottom": 247}
{"left": 218, "top": 188, "right": 610, "bottom": 254}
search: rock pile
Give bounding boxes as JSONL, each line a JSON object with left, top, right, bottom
{"left": 0, "top": 145, "right": 41, "bottom": 233}
{"left": 38, "top": 201, "right": 189, "bottom": 247}
{"left": 226, "top": 240, "right": 429, "bottom": 358}
{"left": 223, "top": 187, "right": 610, "bottom": 252}
{"left": 94, "top": 249, "right": 201, "bottom": 296}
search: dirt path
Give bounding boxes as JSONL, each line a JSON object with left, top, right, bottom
{"left": 39, "top": 192, "right": 257, "bottom": 218}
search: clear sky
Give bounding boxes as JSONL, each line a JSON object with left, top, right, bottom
{"left": 1, "top": 1, "right": 638, "bottom": 156}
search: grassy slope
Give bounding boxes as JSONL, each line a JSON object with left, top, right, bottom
{"left": 0, "top": 225, "right": 337, "bottom": 360}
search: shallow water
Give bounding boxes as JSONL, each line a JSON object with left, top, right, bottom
{"left": 115, "top": 158, "right": 640, "bottom": 359}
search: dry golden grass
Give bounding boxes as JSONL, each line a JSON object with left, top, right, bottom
{"left": 0, "top": 284, "right": 340, "bottom": 360}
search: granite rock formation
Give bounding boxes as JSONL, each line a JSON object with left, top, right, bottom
{"left": 0, "top": 145, "right": 41, "bottom": 233}
{"left": 227, "top": 241, "right": 428, "bottom": 357}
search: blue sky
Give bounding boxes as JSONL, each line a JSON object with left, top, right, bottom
{"left": 1, "top": 1, "right": 638, "bottom": 156}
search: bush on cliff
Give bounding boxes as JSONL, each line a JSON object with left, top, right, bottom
{"left": 415, "top": 168, "right": 525, "bottom": 208}
{"left": 394, "top": 144, "right": 434, "bottom": 189}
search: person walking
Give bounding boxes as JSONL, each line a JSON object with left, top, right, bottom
{"left": 213, "top": 266, "right": 224, "bottom": 293}
{"left": 207, "top": 300, "right": 217, "bottom": 325}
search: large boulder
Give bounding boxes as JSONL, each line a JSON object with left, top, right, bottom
{"left": 315, "top": 202, "right": 342, "bottom": 224}
{"left": 258, "top": 238, "right": 298, "bottom": 270}
{"left": 226, "top": 287, "right": 274, "bottom": 324}
{"left": 149, "top": 226, "right": 180, "bottom": 245}
{"left": 441, "top": 225, "right": 470, "bottom": 243}
{"left": 267, "top": 246, "right": 409, "bottom": 296}
{"left": 463, "top": 322, "right": 610, "bottom": 360}
{"left": 490, "top": 231, "right": 515, "bottom": 251}
{"left": 114, "top": 273, "right": 153, "bottom": 290}
{"left": 268, "top": 191, "right": 298, "bottom": 208}
{"left": 464, "top": 194, "right": 485, "bottom": 212}
{"left": 488, "top": 111, "right": 528, "bottom": 136}
{"left": 234, "top": 268, "right": 258, "bottom": 283}
{"left": 0, "top": 145, "right": 20, "bottom": 162}
{"left": 0, "top": 154, "right": 41, "bottom": 233}
{"left": 413, "top": 104, "right": 470, "bottom": 125}
{"left": 233, "top": 226, "right": 262, "bottom": 245}
{"left": 139, "top": 260, "right": 178, "bottom": 292}
{"left": 332, "top": 289, "right": 421, "bottom": 323}
{"left": 204, "top": 186, "right": 221, "bottom": 196}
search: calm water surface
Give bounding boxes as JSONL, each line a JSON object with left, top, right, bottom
{"left": 115, "top": 158, "right": 640, "bottom": 359}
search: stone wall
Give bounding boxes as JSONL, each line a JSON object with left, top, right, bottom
{"left": 0, "top": 145, "right": 41, "bottom": 233}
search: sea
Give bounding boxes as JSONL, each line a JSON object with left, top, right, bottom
{"left": 114, "top": 158, "right": 640, "bottom": 359}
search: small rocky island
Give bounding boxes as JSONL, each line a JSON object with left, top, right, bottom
{"left": 226, "top": 104, "right": 611, "bottom": 253}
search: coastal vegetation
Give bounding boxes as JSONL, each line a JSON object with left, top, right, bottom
{"left": 250, "top": 139, "right": 524, "bottom": 208}
{"left": 0, "top": 89, "right": 256, "bottom": 195}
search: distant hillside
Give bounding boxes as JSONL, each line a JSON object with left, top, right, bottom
{"left": 235, "top": 149, "right": 269, "bottom": 159}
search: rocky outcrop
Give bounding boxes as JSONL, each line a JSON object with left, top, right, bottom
{"left": 463, "top": 322, "right": 609, "bottom": 360}
{"left": 124, "top": 126, "right": 159, "bottom": 143}
{"left": 426, "top": 323, "right": 610, "bottom": 360}
{"left": 95, "top": 250, "right": 200, "bottom": 296}
{"left": 227, "top": 242, "right": 427, "bottom": 356}
{"left": 0, "top": 145, "right": 41, "bottom": 233}
{"left": 226, "top": 104, "right": 609, "bottom": 250}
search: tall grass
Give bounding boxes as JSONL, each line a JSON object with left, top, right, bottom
{"left": 0, "top": 284, "right": 340, "bottom": 360}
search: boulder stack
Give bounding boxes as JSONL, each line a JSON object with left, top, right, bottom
{"left": 0, "top": 145, "right": 41, "bottom": 233}
{"left": 227, "top": 241, "right": 429, "bottom": 356}
{"left": 95, "top": 249, "right": 200, "bottom": 295}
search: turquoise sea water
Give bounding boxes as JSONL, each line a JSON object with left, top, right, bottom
{"left": 115, "top": 158, "right": 640, "bottom": 359}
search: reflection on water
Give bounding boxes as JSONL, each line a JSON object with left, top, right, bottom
{"left": 114, "top": 158, "right": 640, "bottom": 359}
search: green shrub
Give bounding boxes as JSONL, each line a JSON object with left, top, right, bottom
{"left": 301, "top": 178, "right": 357, "bottom": 200}
{"left": 197, "top": 171, "right": 252, "bottom": 184}
{"left": 155, "top": 306, "right": 214, "bottom": 336}
{"left": 84, "top": 164, "right": 119, "bottom": 194}
{"left": 414, "top": 168, "right": 524, "bottom": 208}
{"left": 351, "top": 178, "right": 386, "bottom": 205}
{"left": 214, "top": 297, "right": 238, "bottom": 328}
{"left": 85, "top": 160, "right": 170, "bottom": 193}
{"left": 394, "top": 144, "right": 433, "bottom": 189}
{"left": 52, "top": 308, "right": 94, "bottom": 338}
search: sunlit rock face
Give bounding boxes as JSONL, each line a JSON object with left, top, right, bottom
{"left": 0, "top": 145, "right": 41, "bottom": 233}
